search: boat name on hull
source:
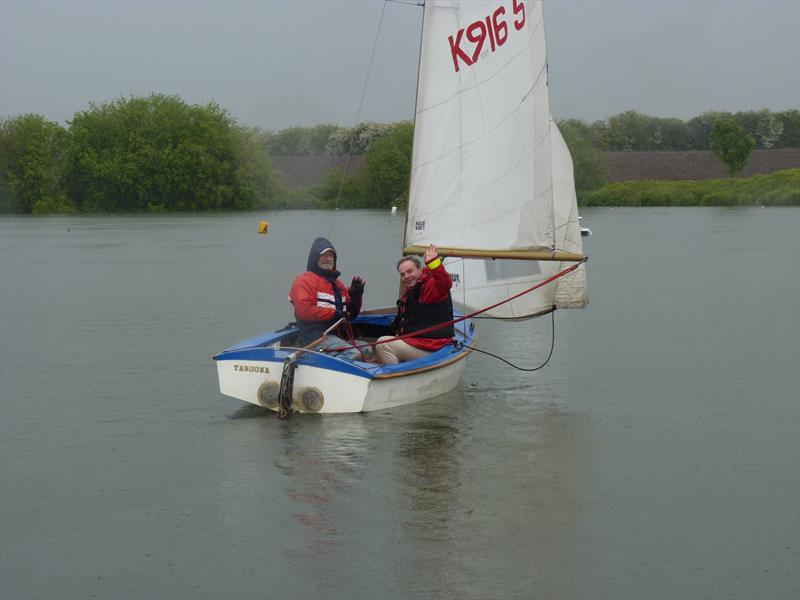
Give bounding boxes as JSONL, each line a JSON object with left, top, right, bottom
{"left": 233, "top": 364, "right": 270, "bottom": 374}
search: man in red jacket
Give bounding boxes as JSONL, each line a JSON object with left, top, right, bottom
{"left": 289, "top": 237, "right": 366, "bottom": 358}
{"left": 375, "top": 244, "right": 454, "bottom": 364}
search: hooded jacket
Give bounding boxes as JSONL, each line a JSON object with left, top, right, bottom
{"left": 289, "top": 237, "right": 363, "bottom": 345}
{"left": 393, "top": 258, "right": 454, "bottom": 352}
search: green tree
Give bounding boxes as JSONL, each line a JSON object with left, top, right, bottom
{"left": 587, "top": 120, "right": 609, "bottom": 149}
{"left": 687, "top": 111, "right": 729, "bottom": 150}
{"left": 357, "top": 121, "right": 413, "bottom": 208}
{"left": 297, "top": 124, "right": 339, "bottom": 155}
{"left": 310, "top": 121, "right": 413, "bottom": 208}
{"left": 263, "top": 122, "right": 395, "bottom": 156}
{"left": 754, "top": 109, "right": 784, "bottom": 149}
{"left": 557, "top": 119, "right": 607, "bottom": 191}
{"left": 734, "top": 111, "right": 760, "bottom": 145}
{"left": 234, "top": 127, "right": 287, "bottom": 209}
{"left": 327, "top": 122, "right": 394, "bottom": 155}
{"left": 0, "top": 114, "right": 70, "bottom": 213}
{"left": 736, "top": 109, "right": 786, "bottom": 149}
{"left": 65, "top": 94, "right": 280, "bottom": 211}
{"left": 604, "top": 110, "right": 652, "bottom": 151}
{"left": 0, "top": 172, "right": 10, "bottom": 210}
{"left": 710, "top": 117, "right": 756, "bottom": 176}
{"left": 647, "top": 116, "right": 690, "bottom": 150}
{"left": 777, "top": 110, "right": 800, "bottom": 147}
{"left": 262, "top": 124, "right": 342, "bottom": 155}
{"left": 310, "top": 166, "right": 366, "bottom": 208}
{"left": 262, "top": 126, "right": 306, "bottom": 155}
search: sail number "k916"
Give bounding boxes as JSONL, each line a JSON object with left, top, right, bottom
{"left": 448, "top": 0, "right": 526, "bottom": 73}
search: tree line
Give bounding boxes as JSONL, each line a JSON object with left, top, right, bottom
{"left": 557, "top": 109, "right": 798, "bottom": 152}
{"left": 264, "top": 109, "right": 799, "bottom": 155}
{"left": 262, "top": 108, "right": 797, "bottom": 201}
{"left": 1, "top": 97, "right": 797, "bottom": 213}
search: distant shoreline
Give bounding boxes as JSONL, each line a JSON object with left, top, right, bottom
{"left": 2, "top": 168, "right": 797, "bottom": 216}
{"left": 270, "top": 149, "right": 800, "bottom": 190}
{"left": 579, "top": 169, "right": 799, "bottom": 207}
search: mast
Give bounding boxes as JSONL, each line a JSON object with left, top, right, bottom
{"left": 401, "top": 0, "right": 427, "bottom": 253}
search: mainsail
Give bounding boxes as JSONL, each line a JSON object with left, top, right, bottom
{"left": 404, "top": 0, "right": 588, "bottom": 318}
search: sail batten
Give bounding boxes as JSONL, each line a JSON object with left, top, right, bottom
{"left": 406, "top": 0, "right": 588, "bottom": 318}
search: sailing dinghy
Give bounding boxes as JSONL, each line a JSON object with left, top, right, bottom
{"left": 213, "top": 0, "right": 588, "bottom": 413}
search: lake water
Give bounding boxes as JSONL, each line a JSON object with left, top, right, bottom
{"left": 1, "top": 208, "right": 798, "bottom": 600}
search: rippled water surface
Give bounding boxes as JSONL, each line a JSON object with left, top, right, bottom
{"left": 1, "top": 208, "right": 798, "bottom": 599}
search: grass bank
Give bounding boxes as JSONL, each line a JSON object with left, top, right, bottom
{"left": 579, "top": 168, "right": 799, "bottom": 207}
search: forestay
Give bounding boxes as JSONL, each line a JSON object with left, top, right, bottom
{"left": 405, "top": 0, "right": 588, "bottom": 318}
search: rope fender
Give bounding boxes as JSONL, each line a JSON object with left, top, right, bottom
{"left": 277, "top": 352, "right": 298, "bottom": 418}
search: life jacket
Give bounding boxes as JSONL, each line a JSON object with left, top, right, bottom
{"left": 396, "top": 283, "right": 454, "bottom": 340}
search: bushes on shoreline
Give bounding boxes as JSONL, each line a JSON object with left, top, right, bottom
{"left": 1, "top": 95, "right": 287, "bottom": 214}
{"left": 579, "top": 169, "right": 800, "bottom": 207}
{"left": 0, "top": 114, "right": 71, "bottom": 213}
{"left": 2, "top": 98, "right": 798, "bottom": 214}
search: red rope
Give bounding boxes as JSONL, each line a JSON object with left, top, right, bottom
{"left": 340, "top": 258, "right": 587, "bottom": 351}
{"left": 339, "top": 318, "right": 367, "bottom": 361}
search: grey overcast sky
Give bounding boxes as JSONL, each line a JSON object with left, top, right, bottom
{"left": 1, "top": 0, "right": 798, "bottom": 130}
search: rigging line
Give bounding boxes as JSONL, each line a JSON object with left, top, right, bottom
{"left": 459, "top": 257, "right": 467, "bottom": 337}
{"left": 450, "top": 256, "right": 467, "bottom": 338}
{"left": 542, "top": 6, "right": 557, "bottom": 250}
{"left": 328, "top": 0, "right": 389, "bottom": 237}
{"left": 457, "top": 309, "right": 556, "bottom": 372}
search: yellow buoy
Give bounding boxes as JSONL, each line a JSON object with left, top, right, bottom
{"left": 258, "top": 220, "right": 269, "bottom": 234}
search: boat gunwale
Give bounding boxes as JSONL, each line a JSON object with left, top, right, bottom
{"left": 214, "top": 312, "right": 477, "bottom": 380}
{"left": 370, "top": 331, "right": 477, "bottom": 379}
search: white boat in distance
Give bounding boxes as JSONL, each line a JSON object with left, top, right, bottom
{"left": 580, "top": 217, "right": 592, "bottom": 237}
{"left": 214, "top": 0, "right": 588, "bottom": 414}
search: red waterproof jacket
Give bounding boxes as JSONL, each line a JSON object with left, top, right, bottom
{"left": 396, "top": 259, "right": 454, "bottom": 352}
{"left": 289, "top": 237, "right": 363, "bottom": 345}
{"left": 290, "top": 271, "right": 352, "bottom": 323}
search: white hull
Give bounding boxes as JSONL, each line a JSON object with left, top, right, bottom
{"left": 216, "top": 356, "right": 468, "bottom": 414}
{"left": 213, "top": 312, "right": 477, "bottom": 414}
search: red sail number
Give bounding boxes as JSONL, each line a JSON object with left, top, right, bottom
{"left": 448, "top": 2, "right": 525, "bottom": 73}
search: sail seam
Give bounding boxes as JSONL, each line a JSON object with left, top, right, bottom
{"left": 412, "top": 131, "right": 552, "bottom": 222}
{"left": 412, "top": 59, "right": 547, "bottom": 174}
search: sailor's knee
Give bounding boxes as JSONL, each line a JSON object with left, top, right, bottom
{"left": 375, "top": 337, "right": 398, "bottom": 364}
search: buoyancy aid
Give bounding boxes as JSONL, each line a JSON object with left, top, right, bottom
{"left": 396, "top": 283, "right": 454, "bottom": 340}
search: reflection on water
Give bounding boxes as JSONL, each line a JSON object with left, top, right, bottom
{"left": 217, "top": 382, "right": 589, "bottom": 599}
{"left": 398, "top": 415, "right": 461, "bottom": 542}
{"left": 213, "top": 375, "right": 589, "bottom": 598}
{"left": 229, "top": 404, "right": 271, "bottom": 420}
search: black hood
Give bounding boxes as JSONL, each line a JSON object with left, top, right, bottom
{"left": 306, "top": 237, "right": 340, "bottom": 278}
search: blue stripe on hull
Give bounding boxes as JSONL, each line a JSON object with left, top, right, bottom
{"left": 213, "top": 312, "right": 476, "bottom": 379}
